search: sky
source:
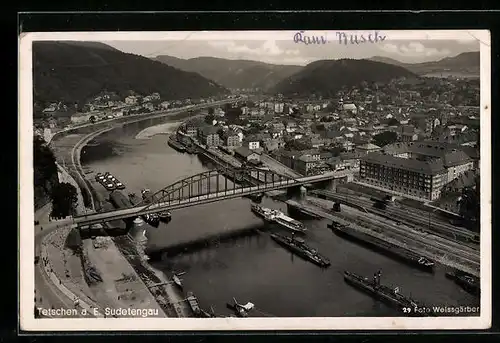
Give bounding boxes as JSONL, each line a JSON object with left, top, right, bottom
{"left": 97, "top": 30, "right": 482, "bottom": 66}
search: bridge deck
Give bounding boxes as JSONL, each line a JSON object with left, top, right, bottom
{"left": 73, "top": 172, "right": 346, "bottom": 226}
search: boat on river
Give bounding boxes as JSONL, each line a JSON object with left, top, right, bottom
{"left": 343, "top": 270, "right": 435, "bottom": 316}
{"left": 251, "top": 204, "right": 307, "bottom": 233}
{"left": 168, "top": 137, "right": 186, "bottom": 152}
{"left": 186, "top": 291, "right": 201, "bottom": 316}
{"left": 159, "top": 211, "right": 172, "bottom": 222}
{"left": 172, "top": 271, "right": 185, "bottom": 289}
{"left": 226, "top": 297, "right": 255, "bottom": 317}
{"left": 270, "top": 233, "right": 330, "bottom": 268}
{"left": 445, "top": 270, "right": 480, "bottom": 296}
{"left": 142, "top": 213, "right": 160, "bottom": 228}
{"left": 328, "top": 221, "right": 435, "bottom": 272}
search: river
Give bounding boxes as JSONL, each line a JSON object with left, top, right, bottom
{"left": 80, "top": 115, "right": 480, "bottom": 318}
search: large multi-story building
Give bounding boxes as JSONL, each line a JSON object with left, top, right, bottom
{"left": 183, "top": 125, "right": 198, "bottom": 137}
{"left": 360, "top": 141, "right": 474, "bottom": 200}
{"left": 197, "top": 126, "right": 220, "bottom": 147}
{"left": 360, "top": 153, "right": 448, "bottom": 200}
{"left": 221, "top": 130, "right": 241, "bottom": 149}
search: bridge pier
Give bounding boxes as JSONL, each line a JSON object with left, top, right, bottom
{"left": 286, "top": 186, "right": 302, "bottom": 197}
{"left": 312, "top": 177, "right": 350, "bottom": 192}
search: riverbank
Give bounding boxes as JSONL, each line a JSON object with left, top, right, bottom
{"left": 135, "top": 122, "right": 180, "bottom": 140}
{"left": 49, "top": 98, "right": 239, "bottom": 144}
{"left": 68, "top": 117, "right": 198, "bottom": 317}
{"left": 36, "top": 99, "right": 240, "bottom": 317}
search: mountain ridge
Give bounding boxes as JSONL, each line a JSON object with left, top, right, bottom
{"left": 368, "top": 51, "right": 480, "bottom": 75}
{"left": 271, "top": 58, "right": 418, "bottom": 97}
{"left": 33, "top": 42, "right": 229, "bottom": 106}
{"left": 153, "top": 55, "right": 302, "bottom": 90}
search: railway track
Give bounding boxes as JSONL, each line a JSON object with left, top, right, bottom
{"left": 311, "top": 189, "right": 479, "bottom": 247}
{"left": 306, "top": 197, "right": 480, "bottom": 269}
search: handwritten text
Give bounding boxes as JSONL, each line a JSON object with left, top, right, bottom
{"left": 293, "top": 31, "right": 387, "bottom": 45}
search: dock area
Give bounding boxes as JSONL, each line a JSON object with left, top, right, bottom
{"left": 286, "top": 199, "right": 323, "bottom": 219}
{"left": 288, "top": 196, "right": 479, "bottom": 277}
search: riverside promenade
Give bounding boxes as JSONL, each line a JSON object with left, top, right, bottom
{"left": 35, "top": 165, "right": 104, "bottom": 318}
{"left": 37, "top": 101, "right": 242, "bottom": 317}
{"left": 43, "top": 111, "right": 212, "bottom": 317}
{"left": 37, "top": 133, "right": 168, "bottom": 318}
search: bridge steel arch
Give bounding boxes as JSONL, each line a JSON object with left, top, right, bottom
{"left": 136, "top": 166, "right": 298, "bottom": 212}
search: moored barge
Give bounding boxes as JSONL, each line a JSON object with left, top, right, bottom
{"left": 344, "top": 270, "right": 434, "bottom": 316}
{"left": 445, "top": 270, "right": 480, "bottom": 296}
{"left": 270, "top": 233, "right": 330, "bottom": 268}
{"left": 186, "top": 291, "right": 202, "bottom": 317}
{"left": 328, "top": 221, "right": 435, "bottom": 272}
{"left": 167, "top": 137, "right": 186, "bottom": 152}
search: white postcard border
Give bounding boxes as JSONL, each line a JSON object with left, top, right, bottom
{"left": 19, "top": 30, "right": 491, "bottom": 331}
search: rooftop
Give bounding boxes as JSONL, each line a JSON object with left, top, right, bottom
{"left": 298, "top": 155, "right": 318, "bottom": 163}
{"left": 357, "top": 143, "right": 381, "bottom": 151}
{"left": 362, "top": 152, "right": 446, "bottom": 175}
{"left": 199, "top": 125, "right": 219, "bottom": 135}
{"left": 234, "top": 146, "right": 260, "bottom": 158}
{"left": 444, "top": 170, "right": 478, "bottom": 191}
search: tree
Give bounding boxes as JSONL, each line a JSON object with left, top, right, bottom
{"left": 373, "top": 131, "right": 398, "bottom": 147}
{"left": 34, "top": 135, "right": 58, "bottom": 195}
{"left": 204, "top": 114, "right": 215, "bottom": 124}
{"left": 224, "top": 107, "right": 243, "bottom": 125}
{"left": 50, "top": 182, "right": 78, "bottom": 218}
{"left": 313, "top": 123, "right": 326, "bottom": 132}
{"left": 458, "top": 177, "right": 480, "bottom": 225}
{"left": 387, "top": 118, "right": 399, "bottom": 126}
{"left": 247, "top": 123, "right": 264, "bottom": 135}
{"left": 65, "top": 228, "right": 83, "bottom": 254}
{"left": 207, "top": 107, "right": 214, "bottom": 115}
{"left": 285, "top": 138, "right": 312, "bottom": 151}
{"left": 89, "top": 115, "right": 97, "bottom": 124}
{"left": 329, "top": 146, "right": 344, "bottom": 157}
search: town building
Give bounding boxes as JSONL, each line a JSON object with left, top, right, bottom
{"left": 184, "top": 125, "right": 198, "bottom": 137}
{"left": 360, "top": 153, "right": 448, "bottom": 200}
{"left": 359, "top": 141, "right": 474, "bottom": 200}
{"left": 125, "top": 96, "right": 138, "bottom": 105}
{"left": 342, "top": 103, "right": 357, "bottom": 114}
{"left": 70, "top": 113, "right": 93, "bottom": 124}
{"left": 339, "top": 151, "right": 365, "bottom": 171}
{"left": 274, "top": 149, "right": 321, "bottom": 174}
{"left": 410, "top": 114, "right": 441, "bottom": 135}
{"left": 234, "top": 147, "right": 261, "bottom": 163}
{"left": 197, "top": 126, "right": 220, "bottom": 147}
{"left": 295, "top": 155, "right": 320, "bottom": 175}
{"left": 274, "top": 102, "right": 284, "bottom": 113}
{"left": 398, "top": 125, "right": 418, "bottom": 142}
{"left": 263, "top": 139, "right": 284, "bottom": 153}
{"left": 243, "top": 134, "right": 263, "bottom": 150}
{"left": 326, "top": 156, "right": 348, "bottom": 171}
{"left": 356, "top": 143, "right": 381, "bottom": 155}
{"left": 221, "top": 130, "right": 241, "bottom": 149}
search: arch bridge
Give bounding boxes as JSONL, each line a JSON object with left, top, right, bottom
{"left": 73, "top": 166, "right": 343, "bottom": 227}
{"left": 136, "top": 166, "right": 296, "bottom": 212}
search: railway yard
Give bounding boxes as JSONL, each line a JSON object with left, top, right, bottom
{"left": 290, "top": 190, "right": 480, "bottom": 277}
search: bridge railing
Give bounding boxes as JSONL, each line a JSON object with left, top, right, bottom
{"left": 74, "top": 168, "right": 321, "bottom": 224}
